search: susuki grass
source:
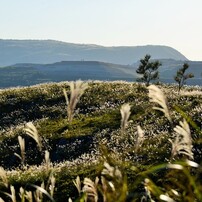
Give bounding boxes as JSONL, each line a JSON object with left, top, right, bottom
{"left": 63, "top": 80, "right": 88, "bottom": 123}
{"left": 14, "top": 136, "right": 25, "bottom": 166}
{"left": 0, "top": 81, "right": 201, "bottom": 201}
{"left": 170, "top": 119, "right": 193, "bottom": 160}
{"left": 147, "top": 84, "right": 172, "bottom": 123}
{"left": 120, "top": 103, "right": 131, "bottom": 134}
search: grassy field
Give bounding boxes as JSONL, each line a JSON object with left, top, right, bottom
{"left": 0, "top": 81, "right": 202, "bottom": 201}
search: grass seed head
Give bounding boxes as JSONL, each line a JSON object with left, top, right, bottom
{"left": 24, "top": 122, "right": 42, "bottom": 151}
{"left": 0, "top": 167, "right": 8, "bottom": 188}
{"left": 120, "top": 103, "right": 131, "bottom": 133}
{"left": 171, "top": 119, "right": 193, "bottom": 160}
{"left": 147, "top": 85, "right": 172, "bottom": 123}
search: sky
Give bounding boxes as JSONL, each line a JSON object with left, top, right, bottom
{"left": 0, "top": 0, "right": 202, "bottom": 61}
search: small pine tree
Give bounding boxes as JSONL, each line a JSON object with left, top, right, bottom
{"left": 174, "top": 63, "right": 194, "bottom": 93}
{"left": 136, "top": 54, "right": 161, "bottom": 86}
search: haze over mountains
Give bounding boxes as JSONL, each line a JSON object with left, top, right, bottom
{"left": 0, "top": 39, "right": 201, "bottom": 88}
{"left": 0, "top": 39, "right": 187, "bottom": 66}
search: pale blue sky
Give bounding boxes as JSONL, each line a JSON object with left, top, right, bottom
{"left": 1, "top": 0, "right": 202, "bottom": 60}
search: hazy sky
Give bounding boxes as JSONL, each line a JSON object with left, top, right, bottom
{"left": 1, "top": 0, "right": 202, "bottom": 60}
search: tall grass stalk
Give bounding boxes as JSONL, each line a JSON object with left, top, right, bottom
{"left": 44, "top": 150, "right": 51, "bottom": 171}
{"left": 24, "top": 122, "right": 42, "bottom": 151}
{"left": 147, "top": 85, "right": 172, "bottom": 123}
{"left": 82, "top": 177, "right": 99, "bottom": 202}
{"left": 24, "top": 191, "right": 33, "bottom": 202}
{"left": 14, "top": 136, "right": 25, "bottom": 166}
{"left": 135, "top": 125, "right": 144, "bottom": 152}
{"left": 10, "top": 186, "right": 16, "bottom": 202}
{"left": 63, "top": 80, "right": 88, "bottom": 123}
{"left": 170, "top": 119, "right": 193, "bottom": 160}
{"left": 73, "top": 176, "right": 81, "bottom": 195}
{"left": 19, "top": 187, "right": 25, "bottom": 202}
{"left": 120, "top": 103, "right": 131, "bottom": 134}
{"left": 0, "top": 167, "right": 8, "bottom": 188}
{"left": 50, "top": 175, "right": 56, "bottom": 198}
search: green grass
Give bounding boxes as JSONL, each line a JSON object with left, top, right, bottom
{"left": 0, "top": 81, "right": 202, "bottom": 201}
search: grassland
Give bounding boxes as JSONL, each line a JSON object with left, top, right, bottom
{"left": 0, "top": 81, "right": 201, "bottom": 201}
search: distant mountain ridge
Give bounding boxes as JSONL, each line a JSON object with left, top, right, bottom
{"left": 0, "top": 59, "right": 201, "bottom": 88}
{"left": 0, "top": 39, "right": 188, "bottom": 66}
{"left": 0, "top": 61, "right": 135, "bottom": 88}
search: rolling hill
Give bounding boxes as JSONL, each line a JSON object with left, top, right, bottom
{"left": 0, "top": 61, "right": 135, "bottom": 88}
{"left": 0, "top": 60, "right": 201, "bottom": 88}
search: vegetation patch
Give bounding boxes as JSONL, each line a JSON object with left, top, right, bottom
{"left": 0, "top": 81, "right": 202, "bottom": 201}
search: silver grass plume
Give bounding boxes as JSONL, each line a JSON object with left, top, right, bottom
{"left": 73, "top": 176, "right": 81, "bottom": 195}
{"left": 1, "top": 186, "right": 17, "bottom": 202}
{"left": 101, "top": 162, "right": 122, "bottom": 180}
{"left": 82, "top": 177, "right": 99, "bottom": 202}
{"left": 0, "top": 167, "right": 8, "bottom": 188}
{"left": 14, "top": 136, "right": 25, "bottom": 166}
{"left": 135, "top": 125, "right": 144, "bottom": 152}
{"left": 101, "top": 162, "right": 123, "bottom": 195}
{"left": 147, "top": 85, "right": 172, "bottom": 123}
{"left": 44, "top": 150, "right": 51, "bottom": 171}
{"left": 19, "top": 187, "right": 33, "bottom": 202}
{"left": 34, "top": 182, "right": 45, "bottom": 202}
{"left": 32, "top": 182, "right": 55, "bottom": 202}
{"left": 159, "top": 194, "right": 175, "bottom": 202}
{"left": 63, "top": 80, "right": 88, "bottom": 123}
{"left": 10, "top": 186, "right": 16, "bottom": 202}
{"left": 49, "top": 175, "right": 56, "bottom": 198}
{"left": 169, "top": 119, "right": 193, "bottom": 160}
{"left": 120, "top": 103, "right": 131, "bottom": 133}
{"left": 19, "top": 187, "right": 25, "bottom": 202}
{"left": 24, "top": 191, "right": 33, "bottom": 202}
{"left": 101, "top": 176, "right": 108, "bottom": 202}
{"left": 24, "top": 122, "right": 42, "bottom": 151}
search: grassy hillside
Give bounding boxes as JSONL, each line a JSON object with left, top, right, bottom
{"left": 0, "top": 81, "right": 201, "bottom": 201}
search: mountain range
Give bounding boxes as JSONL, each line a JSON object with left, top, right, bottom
{"left": 0, "top": 39, "right": 201, "bottom": 88}
{"left": 0, "top": 39, "right": 187, "bottom": 66}
{"left": 0, "top": 60, "right": 201, "bottom": 88}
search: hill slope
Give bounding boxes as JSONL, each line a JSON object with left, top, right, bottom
{"left": 0, "top": 59, "right": 201, "bottom": 88}
{"left": 0, "top": 61, "right": 135, "bottom": 88}
{"left": 0, "top": 39, "right": 188, "bottom": 66}
{"left": 0, "top": 81, "right": 201, "bottom": 201}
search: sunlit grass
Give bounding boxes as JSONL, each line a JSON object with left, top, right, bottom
{"left": 0, "top": 81, "right": 201, "bottom": 201}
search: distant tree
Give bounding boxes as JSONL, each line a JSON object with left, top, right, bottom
{"left": 174, "top": 63, "right": 194, "bottom": 93}
{"left": 136, "top": 54, "right": 162, "bottom": 86}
